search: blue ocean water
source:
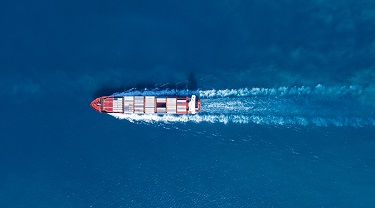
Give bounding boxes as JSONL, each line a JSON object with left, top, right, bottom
{"left": 1, "top": 0, "right": 375, "bottom": 207}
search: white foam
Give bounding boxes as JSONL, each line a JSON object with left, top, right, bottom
{"left": 108, "top": 113, "right": 374, "bottom": 127}
{"left": 108, "top": 85, "right": 372, "bottom": 127}
{"left": 112, "top": 85, "right": 363, "bottom": 98}
{"left": 198, "top": 85, "right": 363, "bottom": 98}
{"left": 113, "top": 89, "right": 194, "bottom": 97}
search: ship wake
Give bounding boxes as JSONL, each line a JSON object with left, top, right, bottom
{"left": 109, "top": 85, "right": 374, "bottom": 127}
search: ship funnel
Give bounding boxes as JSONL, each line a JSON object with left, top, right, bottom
{"left": 188, "top": 95, "right": 196, "bottom": 114}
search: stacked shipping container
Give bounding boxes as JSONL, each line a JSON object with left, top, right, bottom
{"left": 112, "top": 97, "right": 123, "bottom": 113}
{"left": 103, "top": 97, "right": 114, "bottom": 112}
{"left": 124, "top": 97, "right": 134, "bottom": 113}
{"left": 166, "top": 98, "right": 177, "bottom": 114}
{"left": 99, "top": 96, "right": 198, "bottom": 114}
{"left": 134, "top": 96, "right": 144, "bottom": 113}
{"left": 156, "top": 98, "right": 166, "bottom": 113}
{"left": 177, "top": 98, "right": 187, "bottom": 114}
{"left": 145, "top": 96, "right": 155, "bottom": 114}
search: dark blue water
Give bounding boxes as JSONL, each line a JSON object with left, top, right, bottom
{"left": 1, "top": 0, "right": 375, "bottom": 207}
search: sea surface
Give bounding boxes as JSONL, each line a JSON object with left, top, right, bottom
{"left": 1, "top": 0, "right": 375, "bottom": 207}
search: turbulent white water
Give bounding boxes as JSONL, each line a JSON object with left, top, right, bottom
{"left": 198, "top": 85, "right": 363, "bottom": 98}
{"left": 110, "top": 85, "right": 374, "bottom": 126}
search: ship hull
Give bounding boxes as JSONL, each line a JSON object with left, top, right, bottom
{"left": 91, "top": 95, "right": 200, "bottom": 114}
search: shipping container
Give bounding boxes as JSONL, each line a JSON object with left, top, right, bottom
{"left": 145, "top": 96, "right": 155, "bottom": 108}
{"left": 145, "top": 107, "right": 155, "bottom": 114}
{"left": 124, "top": 97, "right": 134, "bottom": 113}
{"left": 156, "top": 107, "right": 166, "bottom": 113}
{"left": 156, "top": 98, "right": 166, "bottom": 102}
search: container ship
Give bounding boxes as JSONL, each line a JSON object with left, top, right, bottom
{"left": 90, "top": 95, "right": 200, "bottom": 114}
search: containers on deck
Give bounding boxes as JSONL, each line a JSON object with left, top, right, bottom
{"left": 90, "top": 95, "right": 200, "bottom": 115}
